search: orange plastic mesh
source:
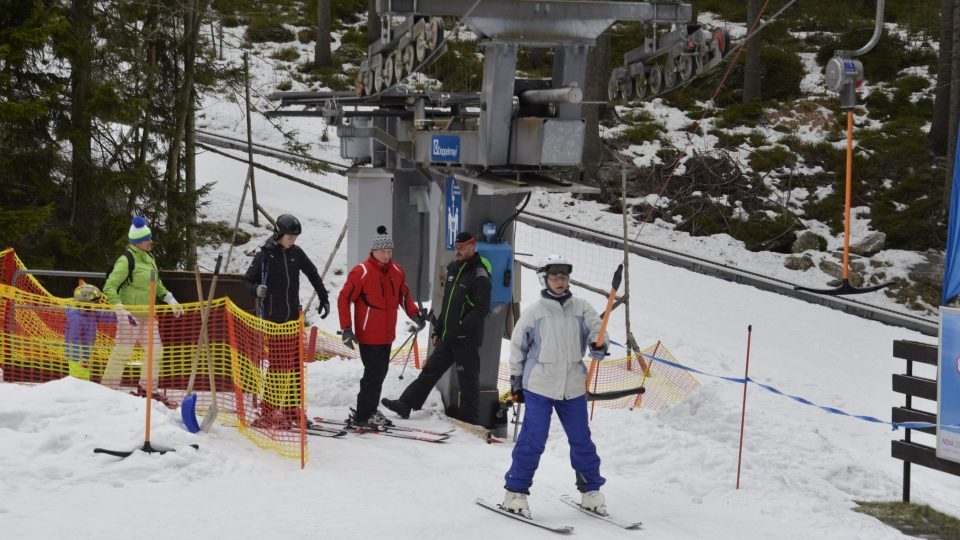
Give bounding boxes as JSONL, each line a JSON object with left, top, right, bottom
{"left": 0, "top": 248, "right": 309, "bottom": 463}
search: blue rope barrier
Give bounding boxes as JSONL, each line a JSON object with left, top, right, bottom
{"left": 638, "top": 352, "right": 957, "bottom": 432}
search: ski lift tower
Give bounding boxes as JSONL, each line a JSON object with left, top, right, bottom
{"left": 272, "top": 1, "right": 696, "bottom": 430}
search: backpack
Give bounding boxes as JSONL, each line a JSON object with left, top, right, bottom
{"left": 107, "top": 250, "right": 135, "bottom": 291}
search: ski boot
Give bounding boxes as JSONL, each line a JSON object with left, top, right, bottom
{"left": 381, "top": 397, "right": 411, "bottom": 419}
{"left": 581, "top": 490, "right": 607, "bottom": 516}
{"left": 502, "top": 490, "right": 531, "bottom": 519}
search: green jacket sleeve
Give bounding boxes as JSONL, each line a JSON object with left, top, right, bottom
{"left": 103, "top": 255, "right": 130, "bottom": 305}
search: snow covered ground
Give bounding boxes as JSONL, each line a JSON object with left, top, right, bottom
{"left": 2, "top": 22, "right": 958, "bottom": 539}
{"left": 2, "top": 141, "right": 959, "bottom": 538}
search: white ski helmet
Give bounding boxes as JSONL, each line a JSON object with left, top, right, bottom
{"left": 537, "top": 254, "right": 573, "bottom": 287}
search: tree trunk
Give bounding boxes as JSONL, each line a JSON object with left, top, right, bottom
{"left": 136, "top": 21, "right": 157, "bottom": 174}
{"left": 367, "top": 0, "right": 379, "bottom": 45}
{"left": 315, "top": 0, "right": 333, "bottom": 67}
{"left": 185, "top": 85, "right": 197, "bottom": 269}
{"left": 947, "top": 0, "right": 960, "bottom": 211}
{"left": 69, "top": 0, "right": 94, "bottom": 227}
{"left": 743, "top": 0, "right": 762, "bottom": 103}
{"left": 931, "top": 0, "right": 954, "bottom": 156}
{"left": 164, "top": 0, "right": 210, "bottom": 267}
{"left": 582, "top": 32, "right": 611, "bottom": 182}
{"left": 165, "top": 0, "right": 206, "bottom": 188}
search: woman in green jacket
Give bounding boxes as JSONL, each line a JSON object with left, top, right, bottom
{"left": 100, "top": 217, "right": 183, "bottom": 399}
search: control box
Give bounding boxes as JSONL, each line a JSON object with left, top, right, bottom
{"left": 476, "top": 241, "right": 513, "bottom": 305}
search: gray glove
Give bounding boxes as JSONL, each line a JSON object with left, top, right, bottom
{"left": 256, "top": 284, "right": 268, "bottom": 298}
{"left": 588, "top": 341, "right": 609, "bottom": 361}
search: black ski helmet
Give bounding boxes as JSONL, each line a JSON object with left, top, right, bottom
{"left": 275, "top": 214, "right": 302, "bottom": 237}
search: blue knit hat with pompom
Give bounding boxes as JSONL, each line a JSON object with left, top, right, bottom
{"left": 128, "top": 216, "right": 152, "bottom": 243}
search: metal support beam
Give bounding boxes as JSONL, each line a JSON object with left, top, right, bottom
{"left": 479, "top": 42, "right": 518, "bottom": 166}
{"left": 552, "top": 45, "right": 589, "bottom": 120}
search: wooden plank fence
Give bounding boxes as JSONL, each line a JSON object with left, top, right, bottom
{"left": 891, "top": 339, "right": 960, "bottom": 501}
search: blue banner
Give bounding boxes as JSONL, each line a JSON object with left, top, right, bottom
{"left": 939, "top": 308, "right": 960, "bottom": 463}
{"left": 942, "top": 131, "right": 960, "bottom": 304}
{"left": 431, "top": 135, "right": 460, "bottom": 163}
{"left": 445, "top": 177, "right": 461, "bottom": 251}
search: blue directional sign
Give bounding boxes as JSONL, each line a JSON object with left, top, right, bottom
{"left": 939, "top": 308, "right": 960, "bottom": 464}
{"left": 445, "top": 177, "right": 461, "bottom": 251}
{"left": 431, "top": 135, "right": 460, "bottom": 162}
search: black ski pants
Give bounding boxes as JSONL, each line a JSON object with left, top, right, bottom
{"left": 398, "top": 340, "right": 480, "bottom": 424}
{"left": 355, "top": 343, "right": 391, "bottom": 422}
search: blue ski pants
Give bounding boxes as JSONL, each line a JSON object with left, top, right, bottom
{"left": 504, "top": 391, "right": 605, "bottom": 494}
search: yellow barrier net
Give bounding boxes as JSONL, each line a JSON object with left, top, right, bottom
{"left": 0, "top": 248, "right": 325, "bottom": 463}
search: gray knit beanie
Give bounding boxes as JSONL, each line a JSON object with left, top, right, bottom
{"left": 371, "top": 225, "right": 394, "bottom": 250}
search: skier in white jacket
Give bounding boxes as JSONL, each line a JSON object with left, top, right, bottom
{"left": 501, "top": 254, "right": 610, "bottom": 519}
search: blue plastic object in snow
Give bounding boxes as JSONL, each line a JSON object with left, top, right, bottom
{"left": 181, "top": 393, "right": 201, "bottom": 433}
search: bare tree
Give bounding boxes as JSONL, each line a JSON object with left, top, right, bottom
{"left": 69, "top": 0, "right": 94, "bottom": 227}
{"left": 947, "top": 0, "right": 960, "bottom": 210}
{"left": 743, "top": 0, "right": 762, "bottom": 103}
{"left": 165, "top": 0, "right": 211, "bottom": 268}
{"left": 315, "top": 0, "right": 332, "bottom": 67}
{"left": 930, "top": 0, "right": 954, "bottom": 156}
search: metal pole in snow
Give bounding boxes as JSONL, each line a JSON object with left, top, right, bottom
{"left": 736, "top": 324, "right": 753, "bottom": 489}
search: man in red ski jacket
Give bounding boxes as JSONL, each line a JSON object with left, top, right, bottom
{"left": 338, "top": 225, "right": 426, "bottom": 429}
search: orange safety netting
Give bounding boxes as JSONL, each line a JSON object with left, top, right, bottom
{"left": 497, "top": 340, "right": 699, "bottom": 410}
{"left": 0, "top": 247, "right": 344, "bottom": 463}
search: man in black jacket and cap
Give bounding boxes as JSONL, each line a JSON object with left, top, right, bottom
{"left": 381, "top": 231, "right": 492, "bottom": 424}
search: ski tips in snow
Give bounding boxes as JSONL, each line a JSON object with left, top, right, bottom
{"left": 559, "top": 494, "right": 642, "bottom": 529}
{"left": 476, "top": 498, "right": 574, "bottom": 533}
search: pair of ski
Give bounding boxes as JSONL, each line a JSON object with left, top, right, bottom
{"left": 309, "top": 416, "right": 452, "bottom": 443}
{"left": 476, "top": 495, "right": 641, "bottom": 533}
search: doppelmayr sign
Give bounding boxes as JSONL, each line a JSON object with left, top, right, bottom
{"left": 430, "top": 135, "right": 460, "bottom": 162}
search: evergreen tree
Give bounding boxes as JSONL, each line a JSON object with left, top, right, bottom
{"left": 0, "top": 0, "right": 69, "bottom": 266}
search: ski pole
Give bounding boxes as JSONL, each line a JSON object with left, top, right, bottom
{"left": 396, "top": 327, "right": 421, "bottom": 379}
{"left": 587, "top": 264, "right": 624, "bottom": 421}
{"left": 256, "top": 259, "right": 267, "bottom": 319}
{"left": 511, "top": 402, "right": 522, "bottom": 443}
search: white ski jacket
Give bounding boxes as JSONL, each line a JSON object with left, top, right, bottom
{"left": 509, "top": 292, "right": 604, "bottom": 400}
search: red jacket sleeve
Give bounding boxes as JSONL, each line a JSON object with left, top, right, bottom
{"left": 399, "top": 272, "right": 419, "bottom": 319}
{"left": 337, "top": 264, "right": 365, "bottom": 330}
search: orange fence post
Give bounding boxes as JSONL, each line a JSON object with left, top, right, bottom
{"left": 299, "top": 312, "right": 307, "bottom": 469}
{"left": 413, "top": 338, "right": 421, "bottom": 369}
{"left": 223, "top": 306, "right": 247, "bottom": 424}
{"left": 143, "top": 272, "right": 157, "bottom": 445}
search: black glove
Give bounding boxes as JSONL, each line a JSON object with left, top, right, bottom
{"left": 341, "top": 327, "right": 357, "bottom": 350}
{"left": 588, "top": 340, "right": 609, "bottom": 361}
{"left": 412, "top": 310, "right": 427, "bottom": 330}
{"left": 510, "top": 375, "right": 524, "bottom": 403}
{"left": 317, "top": 296, "right": 330, "bottom": 319}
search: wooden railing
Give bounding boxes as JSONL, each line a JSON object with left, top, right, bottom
{"left": 891, "top": 339, "right": 960, "bottom": 502}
